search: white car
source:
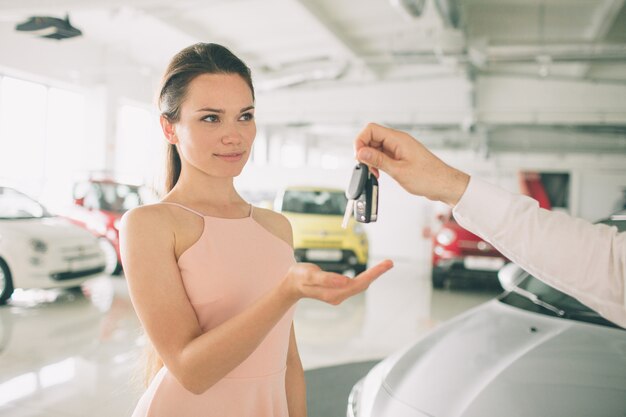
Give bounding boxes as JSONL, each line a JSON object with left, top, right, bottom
{"left": 348, "top": 215, "right": 626, "bottom": 417}
{"left": 0, "top": 186, "right": 106, "bottom": 304}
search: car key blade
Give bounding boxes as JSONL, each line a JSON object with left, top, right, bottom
{"left": 342, "top": 199, "right": 355, "bottom": 229}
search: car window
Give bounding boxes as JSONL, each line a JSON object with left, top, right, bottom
{"left": 281, "top": 190, "right": 347, "bottom": 215}
{"left": 86, "top": 182, "right": 156, "bottom": 213}
{"left": 0, "top": 187, "right": 50, "bottom": 219}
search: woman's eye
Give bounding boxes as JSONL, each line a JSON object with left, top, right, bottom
{"left": 239, "top": 112, "right": 254, "bottom": 121}
{"left": 202, "top": 114, "right": 219, "bottom": 123}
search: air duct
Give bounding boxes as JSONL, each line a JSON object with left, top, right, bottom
{"left": 389, "top": 0, "right": 427, "bottom": 19}
{"left": 433, "top": 0, "right": 461, "bottom": 29}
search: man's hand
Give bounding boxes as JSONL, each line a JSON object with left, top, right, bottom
{"left": 355, "top": 123, "right": 470, "bottom": 206}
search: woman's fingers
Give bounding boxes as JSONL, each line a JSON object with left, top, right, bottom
{"left": 308, "top": 270, "right": 351, "bottom": 288}
{"left": 341, "top": 260, "right": 394, "bottom": 296}
{"left": 302, "top": 260, "right": 394, "bottom": 303}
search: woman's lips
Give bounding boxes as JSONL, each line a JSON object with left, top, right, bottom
{"left": 214, "top": 152, "right": 244, "bottom": 162}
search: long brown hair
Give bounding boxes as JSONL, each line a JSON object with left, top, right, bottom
{"left": 143, "top": 43, "right": 255, "bottom": 386}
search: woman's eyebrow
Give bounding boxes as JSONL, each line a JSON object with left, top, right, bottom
{"left": 196, "top": 105, "right": 255, "bottom": 113}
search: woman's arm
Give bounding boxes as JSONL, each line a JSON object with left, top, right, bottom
{"left": 286, "top": 324, "right": 307, "bottom": 417}
{"left": 120, "top": 206, "right": 393, "bottom": 395}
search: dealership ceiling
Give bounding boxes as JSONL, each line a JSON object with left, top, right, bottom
{"left": 0, "top": 0, "right": 625, "bottom": 152}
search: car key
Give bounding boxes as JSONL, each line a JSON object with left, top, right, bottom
{"left": 355, "top": 170, "right": 378, "bottom": 223}
{"left": 342, "top": 163, "right": 378, "bottom": 228}
{"left": 342, "top": 163, "right": 367, "bottom": 228}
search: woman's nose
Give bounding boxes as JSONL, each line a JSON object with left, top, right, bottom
{"left": 221, "top": 125, "right": 243, "bottom": 145}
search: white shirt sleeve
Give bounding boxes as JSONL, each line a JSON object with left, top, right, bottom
{"left": 452, "top": 176, "right": 626, "bottom": 328}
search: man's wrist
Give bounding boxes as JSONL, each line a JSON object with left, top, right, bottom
{"left": 442, "top": 169, "right": 470, "bottom": 206}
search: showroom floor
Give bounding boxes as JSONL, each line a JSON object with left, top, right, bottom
{"left": 0, "top": 257, "right": 499, "bottom": 417}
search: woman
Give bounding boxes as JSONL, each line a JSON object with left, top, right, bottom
{"left": 120, "top": 43, "right": 393, "bottom": 417}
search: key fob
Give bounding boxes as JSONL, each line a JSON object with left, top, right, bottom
{"left": 354, "top": 167, "right": 378, "bottom": 223}
{"left": 346, "top": 163, "right": 368, "bottom": 200}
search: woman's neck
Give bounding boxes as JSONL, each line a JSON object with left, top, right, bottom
{"left": 166, "top": 168, "right": 246, "bottom": 210}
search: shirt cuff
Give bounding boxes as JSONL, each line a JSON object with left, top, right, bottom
{"left": 452, "top": 176, "right": 514, "bottom": 241}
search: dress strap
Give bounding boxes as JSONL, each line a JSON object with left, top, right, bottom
{"left": 158, "top": 202, "right": 205, "bottom": 218}
{"left": 248, "top": 204, "right": 254, "bottom": 217}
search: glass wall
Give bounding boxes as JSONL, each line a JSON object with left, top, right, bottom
{"left": 0, "top": 76, "right": 87, "bottom": 211}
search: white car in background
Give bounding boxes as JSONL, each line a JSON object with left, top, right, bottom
{"left": 0, "top": 185, "right": 106, "bottom": 304}
{"left": 348, "top": 215, "right": 626, "bottom": 417}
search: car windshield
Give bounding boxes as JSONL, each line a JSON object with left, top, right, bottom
{"left": 500, "top": 216, "right": 625, "bottom": 329}
{"left": 281, "top": 190, "right": 347, "bottom": 215}
{"left": 0, "top": 187, "right": 51, "bottom": 220}
{"left": 600, "top": 217, "right": 626, "bottom": 232}
{"left": 84, "top": 182, "right": 156, "bottom": 213}
{"left": 499, "top": 274, "right": 620, "bottom": 328}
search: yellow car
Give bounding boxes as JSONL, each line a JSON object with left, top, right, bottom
{"left": 275, "top": 186, "right": 368, "bottom": 275}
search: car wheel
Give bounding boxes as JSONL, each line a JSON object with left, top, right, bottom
{"left": 432, "top": 267, "right": 446, "bottom": 289}
{"left": 98, "top": 238, "right": 122, "bottom": 276}
{"left": 354, "top": 264, "right": 367, "bottom": 275}
{"left": 0, "top": 258, "right": 14, "bottom": 305}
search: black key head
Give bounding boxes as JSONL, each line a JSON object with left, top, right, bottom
{"left": 346, "top": 163, "right": 368, "bottom": 200}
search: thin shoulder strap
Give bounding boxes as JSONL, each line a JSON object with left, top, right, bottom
{"left": 158, "top": 202, "right": 205, "bottom": 218}
{"left": 248, "top": 204, "right": 254, "bottom": 217}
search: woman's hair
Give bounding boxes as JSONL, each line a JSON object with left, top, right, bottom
{"left": 143, "top": 43, "right": 254, "bottom": 386}
{"left": 158, "top": 42, "right": 255, "bottom": 193}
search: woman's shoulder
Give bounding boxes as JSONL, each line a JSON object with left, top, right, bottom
{"left": 252, "top": 206, "right": 293, "bottom": 247}
{"left": 120, "top": 203, "right": 176, "bottom": 236}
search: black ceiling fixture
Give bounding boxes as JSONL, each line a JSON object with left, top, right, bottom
{"left": 15, "top": 14, "right": 82, "bottom": 40}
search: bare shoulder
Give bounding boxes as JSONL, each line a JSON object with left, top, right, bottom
{"left": 120, "top": 203, "right": 175, "bottom": 240}
{"left": 252, "top": 207, "right": 293, "bottom": 247}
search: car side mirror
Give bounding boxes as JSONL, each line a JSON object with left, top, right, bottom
{"left": 498, "top": 262, "right": 526, "bottom": 292}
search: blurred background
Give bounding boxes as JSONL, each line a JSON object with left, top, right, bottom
{"left": 0, "top": 0, "right": 625, "bottom": 416}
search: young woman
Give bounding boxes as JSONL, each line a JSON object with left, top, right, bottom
{"left": 120, "top": 43, "right": 393, "bottom": 417}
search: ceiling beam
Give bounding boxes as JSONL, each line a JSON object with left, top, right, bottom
{"left": 290, "top": 0, "right": 380, "bottom": 80}
{"left": 579, "top": 0, "right": 625, "bottom": 78}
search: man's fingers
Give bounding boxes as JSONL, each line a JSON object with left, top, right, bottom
{"left": 357, "top": 147, "right": 393, "bottom": 174}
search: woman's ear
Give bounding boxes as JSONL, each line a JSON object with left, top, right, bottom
{"left": 160, "top": 115, "right": 178, "bottom": 144}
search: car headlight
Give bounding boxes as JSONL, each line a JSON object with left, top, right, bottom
{"left": 30, "top": 238, "right": 48, "bottom": 253}
{"left": 353, "top": 224, "right": 365, "bottom": 235}
{"left": 436, "top": 228, "right": 456, "bottom": 246}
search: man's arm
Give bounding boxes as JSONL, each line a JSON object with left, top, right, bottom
{"left": 453, "top": 177, "right": 626, "bottom": 327}
{"left": 354, "top": 122, "right": 626, "bottom": 328}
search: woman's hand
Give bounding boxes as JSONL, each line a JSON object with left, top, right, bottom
{"left": 280, "top": 260, "right": 394, "bottom": 305}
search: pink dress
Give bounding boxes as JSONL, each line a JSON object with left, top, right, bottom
{"left": 132, "top": 203, "right": 296, "bottom": 417}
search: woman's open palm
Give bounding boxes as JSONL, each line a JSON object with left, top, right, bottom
{"left": 283, "top": 260, "right": 394, "bottom": 305}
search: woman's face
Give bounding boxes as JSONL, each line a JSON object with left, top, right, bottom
{"left": 166, "top": 73, "right": 256, "bottom": 178}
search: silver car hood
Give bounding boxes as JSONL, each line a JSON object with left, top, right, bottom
{"left": 380, "top": 300, "right": 626, "bottom": 417}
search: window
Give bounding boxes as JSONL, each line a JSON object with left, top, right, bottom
{"left": 0, "top": 77, "right": 47, "bottom": 187}
{"left": 114, "top": 104, "right": 163, "bottom": 189}
{"left": 0, "top": 76, "right": 86, "bottom": 212}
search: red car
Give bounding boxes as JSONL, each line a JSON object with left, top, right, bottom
{"left": 431, "top": 211, "right": 507, "bottom": 288}
{"left": 64, "top": 177, "right": 157, "bottom": 275}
